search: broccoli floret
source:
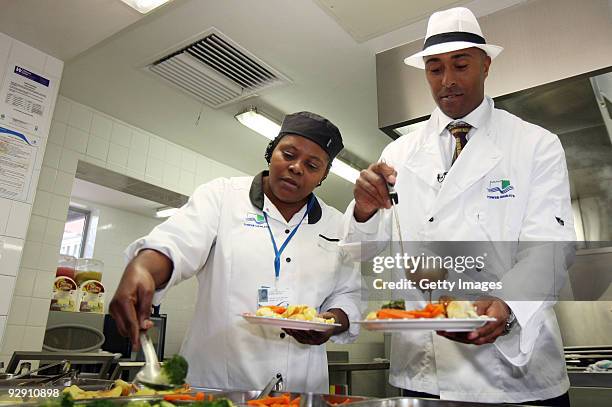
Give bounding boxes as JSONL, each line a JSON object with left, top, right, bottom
{"left": 86, "top": 400, "right": 117, "bottom": 407}
{"left": 382, "top": 300, "right": 405, "bottom": 310}
{"left": 161, "top": 354, "right": 189, "bottom": 385}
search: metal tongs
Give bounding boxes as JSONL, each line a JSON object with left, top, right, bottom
{"left": 6, "top": 360, "right": 69, "bottom": 381}
{"left": 257, "top": 373, "right": 284, "bottom": 399}
{"left": 385, "top": 173, "right": 438, "bottom": 304}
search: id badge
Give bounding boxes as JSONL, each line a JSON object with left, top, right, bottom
{"left": 257, "top": 285, "right": 293, "bottom": 308}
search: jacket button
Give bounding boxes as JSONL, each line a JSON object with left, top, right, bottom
{"left": 285, "top": 229, "right": 290, "bottom": 234}
{"left": 428, "top": 217, "right": 434, "bottom": 222}
{"left": 280, "top": 332, "right": 286, "bottom": 339}
{"left": 286, "top": 257, "right": 291, "bottom": 263}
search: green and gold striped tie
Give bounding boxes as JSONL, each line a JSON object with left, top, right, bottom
{"left": 447, "top": 121, "right": 472, "bottom": 165}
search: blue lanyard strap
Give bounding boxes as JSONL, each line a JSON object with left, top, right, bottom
{"left": 263, "top": 195, "right": 315, "bottom": 280}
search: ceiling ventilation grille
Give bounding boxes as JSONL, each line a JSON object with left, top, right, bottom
{"left": 148, "top": 30, "right": 290, "bottom": 108}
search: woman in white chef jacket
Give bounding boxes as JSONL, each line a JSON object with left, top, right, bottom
{"left": 109, "top": 111, "right": 362, "bottom": 393}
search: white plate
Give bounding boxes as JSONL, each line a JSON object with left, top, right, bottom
{"left": 241, "top": 313, "right": 340, "bottom": 332}
{"left": 353, "top": 317, "right": 496, "bottom": 332}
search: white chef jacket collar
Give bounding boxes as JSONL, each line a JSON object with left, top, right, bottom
{"left": 434, "top": 96, "right": 492, "bottom": 136}
{"left": 249, "top": 170, "right": 323, "bottom": 224}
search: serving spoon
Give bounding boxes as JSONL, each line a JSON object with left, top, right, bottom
{"left": 134, "top": 332, "right": 179, "bottom": 391}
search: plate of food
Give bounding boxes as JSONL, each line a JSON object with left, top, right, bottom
{"left": 354, "top": 300, "right": 496, "bottom": 332}
{"left": 242, "top": 305, "right": 340, "bottom": 332}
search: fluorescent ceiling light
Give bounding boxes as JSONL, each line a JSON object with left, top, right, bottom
{"left": 156, "top": 206, "right": 178, "bottom": 218}
{"left": 235, "top": 108, "right": 361, "bottom": 183}
{"left": 331, "top": 158, "right": 360, "bottom": 184}
{"left": 120, "top": 0, "right": 170, "bottom": 14}
{"left": 235, "top": 109, "right": 280, "bottom": 141}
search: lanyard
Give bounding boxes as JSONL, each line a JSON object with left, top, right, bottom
{"left": 263, "top": 195, "right": 315, "bottom": 281}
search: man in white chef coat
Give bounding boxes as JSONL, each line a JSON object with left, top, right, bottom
{"left": 342, "top": 7, "right": 575, "bottom": 406}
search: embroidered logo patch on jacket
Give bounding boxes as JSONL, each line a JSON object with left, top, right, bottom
{"left": 486, "top": 180, "right": 516, "bottom": 199}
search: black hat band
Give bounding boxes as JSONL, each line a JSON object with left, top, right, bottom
{"left": 423, "top": 31, "right": 486, "bottom": 50}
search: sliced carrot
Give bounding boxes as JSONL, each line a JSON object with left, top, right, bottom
{"left": 290, "top": 397, "right": 301, "bottom": 405}
{"left": 195, "top": 392, "right": 205, "bottom": 401}
{"left": 247, "top": 401, "right": 267, "bottom": 406}
{"left": 377, "top": 309, "right": 416, "bottom": 319}
{"left": 267, "top": 305, "right": 287, "bottom": 314}
{"left": 164, "top": 394, "right": 194, "bottom": 401}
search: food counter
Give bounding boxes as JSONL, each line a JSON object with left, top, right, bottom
{"left": 0, "top": 379, "right": 538, "bottom": 406}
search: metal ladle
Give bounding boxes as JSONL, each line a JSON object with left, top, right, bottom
{"left": 134, "top": 332, "right": 178, "bottom": 391}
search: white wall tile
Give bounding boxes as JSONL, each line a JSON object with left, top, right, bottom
{"left": 37, "top": 166, "right": 57, "bottom": 192}
{"left": 0, "top": 275, "right": 16, "bottom": 314}
{"left": 0, "top": 318, "right": 6, "bottom": 348}
{"left": 58, "top": 149, "right": 81, "bottom": 174}
{"left": 181, "top": 150, "right": 196, "bottom": 172}
{"left": 0, "top": 237, "right": 24, "bottom": 277}
{"left": 26, "top": 215, "right": 47, "bottom": 243}
{"left": 48, "top": 121, "right": 67, "bottom": 146}
{"left": 68, "top": 104, "right": 92, "bottom": 132}
{"left": 196, "top": 156, "right": 210, "bottom": 176}
{"left": 44, "top": 219, "right": 65, "bottom": 247}
{"left": 1, "top": 324, "right": 25, "bottom": 355}
{"left": 48, "top": 194, "right": 69, "bottom": 222}
{"left": 42, "top": 143, "right": 62, "bottom": 169}
{"left": 14, "top": 268, "right": 36, "bottom": 297}
{"left": 107, "top": 144, "right": 129, "bottom": 167}
{"left": 127, "top": 150, "right": 146, "bottom": 174}
{"left": 86, "top": 136, "right": 109, "bottom": 161}
{"left": 131, "top": 131, "right": 149, "bottom": 153}
{"left": 20, "top": 241, "right": 41, "bottom": 270}
{"left": 111, "top": 122, "right": 132, "bottom": 148}
{"left": 90, "top": 114, "right": 112, "bottom": 141}
{"left": 165, "top": 143, "right": 181, "bottom": 164}
{"left": 148, "top": 137, "right": 166, "bottom": 160}
{"left": 54, "top": 170, "right": 74, "bottom": 197}
{"left": 38, "top": 243, "right": 59, "bottom": 273}
{"left": 6, "top": 202, "right": 31, "bottom": 239}
{"left": 0, "top": 198, "right": 11, "bottom": 234}
{"left": 27, "top": 298, "right": 50, "bottom": 326}
{"left": 145, "top": 157, "right": 164, "bottom": 181}
{"left": 64, "top": 126, "right": 89, "bottom": 154}
{"left": 179, "top": 171, "right": 195, "bottom": 195}
{"left": 32, "top": 271, "right": 54, "bottom": 299}
{"left": 7, "top": 296, "right": 30, "bottom": 325}
{"left": 163, "top": 164, "right": 180, "bottom": 188}
{"left": 31, "top": 191, "right": 51, "bottom": 217}
{"left": 22, "top": 326, "right": 45, "bottom": 351}
{"left": 52, "top": 98, "right": 70, "bottom": 124}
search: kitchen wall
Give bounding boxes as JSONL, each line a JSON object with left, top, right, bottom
{"left": 0, "top": 33, "right": 62, "bottom": 351}
{"left": 0, "top": 95, "right": 248, "bottom": 366}
{"left": 70, "top": 196, "right": 196, "bottom": 356}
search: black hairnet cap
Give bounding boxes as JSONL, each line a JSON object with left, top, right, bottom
{"left": 278, "top": 111, "right": 344, "bottom": 159}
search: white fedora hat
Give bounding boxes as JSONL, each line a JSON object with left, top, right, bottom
{"left": 404, "top": 7, "right": 503, "bottom": 69}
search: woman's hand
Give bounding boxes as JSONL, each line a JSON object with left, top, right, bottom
{"left": 283, "top": 309, "right": 349, "bottom": 345}
{"left": 109, "top": 249, "right": 172, "bottom": 348}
